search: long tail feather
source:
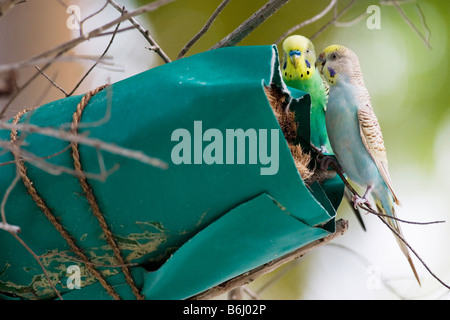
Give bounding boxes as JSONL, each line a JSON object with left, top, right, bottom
{"left": 374, "top": 192, "right": 421, "bottom": 286}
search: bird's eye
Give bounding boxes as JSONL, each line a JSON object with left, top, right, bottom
{"left": 331, "top": 53, "right": 337, "bottom": 60}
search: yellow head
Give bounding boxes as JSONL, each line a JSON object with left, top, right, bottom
{"left": 315, "top": 45, "right": 361, "bottom": 86}
{"left": 282, "top": 35, "right": 316, "bottom": 81}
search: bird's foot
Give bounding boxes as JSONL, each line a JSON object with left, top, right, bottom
{"left": 318, "top": 155, "right": 342, "bottom": 172}
{"left": 352, "top": 186, "right": 374, "bottom": 211}
{"left": 318, "top": 145, "right": 329, "bottom": 154}
{"left": 351, "top": 194, "right": 370, "bottom": 210}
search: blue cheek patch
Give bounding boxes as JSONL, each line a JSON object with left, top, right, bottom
{"left": 283, "top": 61, "right": 287, "bottom": 70}
{"left": 328, "top": 67, "right": 336, "bottom": 77}
{"left": 305, "top": 59, "right": 311, "bottom": 68}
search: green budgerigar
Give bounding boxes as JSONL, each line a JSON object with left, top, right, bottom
{"left": 281, "top": 35, "right": 367, "bottom": 231}
{"left": 281, "top": 35, "right": 332, "bottom": 154}
{"left": 316, "top": 45, "right": 420, "bottom": 285}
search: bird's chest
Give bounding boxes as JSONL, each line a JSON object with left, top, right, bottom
{"left": 325, "top": 87, "right": 360, "bottom": 151}
{"left": 325, "top": 86, "right": 376, "bottom": 185}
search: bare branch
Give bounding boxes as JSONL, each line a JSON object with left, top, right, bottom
{"left": 414, "top": 3, "right": 431, "bottom": 44}
{"left": 178, "top": 0, "right": 232, "bottom": 59}
{"left": 391, "top": 0, "right": 431, "bottom": 49}
{"left": 190, "top": 219, "right": 349, "bottom": 300}
{"left": 35, "top": 66, "right": 69, "bottom": 97}
{"left": 210, "top": 0, "right": 292, "bottom": 50}
{"left": 106, "top": 0, "right": 172, "bottom": 63}
{"left": 333, "top": 9, "right": 367, "bottom": 28}
{"left": 379, "top": 0, "right": 416, "bottom": 6}
{"left": 0, "top": 121, "right": 168, "bottom": 169}
{"left": 67, "top": 11, "right": 122, "bottom": 96}
{"left": 0, "top": 0, "right": 25, "bottom": 18}
{"left": 10, "top": 232, "right": 63, "bottom": 299}
{"left": 311, "top": 145, "right": 450, "bottom": 289}
{"left": 80, "top": 1, "right": 109, "bottom": 25}
{"left": 30, "top": 0, "right": 176, "bottom": 66}
{"left": 0, "top": 55, "right": 114, "bottom": 73}
{"left": 0, "top": 0, "right": 175, "bottom": 117}
{"left": 310, "top": 0, "right": 358, "bottom": 40}
{"left": 0, "top": 172, "right": 21, "bottom": 233}
{"left": 376, "top": 214, "right": 450, "bottom": 289}
{"left": 275, "top": 0, "right": 337, "bottom": 45}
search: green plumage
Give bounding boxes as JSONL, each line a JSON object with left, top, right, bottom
{"left": 281, "top": 35, "right": 332, "bottom": 154}
{"left": 284, "top": 71, "right": 331, "bottom": 153}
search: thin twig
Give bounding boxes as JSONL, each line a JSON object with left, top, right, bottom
{"left": 0, "top": 54, "right": 113, "bottom": 73}
{"left": 80, "top": 1, "right": 109, "bottom": 26}
{"left": 210, "top": 0, "right": 292, "bottom": 50}
{"left": 414, "top": 3, "right": 431, "bottom": 45}
{"left": 31, "top": 0, "right": 176, "bottom": 63}
{"left": 0, "top": 0, "right": 175, "bottom": 117}
{"left": 0, "top": 170, "right": 21, "bottom": 233}
{"left": 311, "top": 145, "right": 445, "bottom": 226}
{"left": 310, "top": 0, "right": 358, "bottom": 40}
{"left": 274, "top": 0, "right": 337, "bottom": 45}
{"left": 312, "top": 146, "right": 450, "bottom": 289}
{"left": 11, "top": 232, "right": 63, "bottom": 299}
{"left": 376, "top": 214, "right": 450, "bottom": 289}
{"left": 35, "top": 66, "right": 69, "bottom": 97}
{"left": 178, "top": 0, "right": 232, "bottom": 59}
{"left": 364, "top": 209, "right": 445, "bottom": 225}
{"left": 333, "top": 10, "right": 367, "bottom": 27}
{"left": 391, "top": 0, "right": 431, "bottom": 49}
{"left": 379, "top": 0, "right": 415, "bottom": 6}
{"left": 255, "top": 259, "right": 300, "bottom": 296}
{"left": 14, "top": 145, "right": 121, "bottom": 181}
{"left": 68, "top": 10, "right": 122, "bottom": 96}
{"left": 0, "top": 54, "right": 62, "bottom": 118}
{"left": 0, "top": 144, "right": 71, "bottom": 168}
{"left": 0, "top": 122, "right": 168, "bottom": 169}
{"left": 0, "top": 0, "right": 25, "bottom": 17}
{"left": 106, "top": 0, "right": 172, "bottom": 63}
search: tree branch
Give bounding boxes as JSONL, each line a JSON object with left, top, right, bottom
{"left": 190, "top": 218, "right": 349, "bottom": 300}
{"left": 210, "top": 0, "right": 291, "bottom": 50}
{"left": 0, "top": 121, "right": 168, "bottom": 169}
{"left": 178, "top": 0, "right": 232, "bottom": 59}
{"left": 311, "top": 145, "right": 450, "bottom": 289}
{"left": 274, "top": 0, "right": 337, "bottom": 45}
{"left": 391, "top": 0, "right": 431, "bottom": 49}
{"left": 106, "top": 0, "right": 172, "bottom": 63}
{"left": 310, "top": 0, "right": 358, "bottom": 40}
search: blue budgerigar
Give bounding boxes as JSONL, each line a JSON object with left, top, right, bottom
{"left": 281, "top": 35, "right": 367, "bottom": 231}
{"left": 316, "top": 45, "right": 420, "bottom": 285}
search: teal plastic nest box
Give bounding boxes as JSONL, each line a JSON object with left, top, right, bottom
{"left": 0, "top": 45, "right": 344, "bottom": 300}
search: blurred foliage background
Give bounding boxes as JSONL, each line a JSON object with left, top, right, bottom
{"left": 1, "top": 0, "right": 449, "bottom": 299}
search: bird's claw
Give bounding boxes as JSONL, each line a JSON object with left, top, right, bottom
{"left": 317, "top": 155, "right": 342, "bottom": 172}
{"left": 351, "top": 194, "right": 370, "bottom": 210}
{"left": 351, "top": 185, "right": 375, "bottom": 212}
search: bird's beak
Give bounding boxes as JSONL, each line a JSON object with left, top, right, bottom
{"left": 289, "top": 53, "right": 302, "bottom": 70}
{"left": 289, "top": 51, "right": 308, "bottom": 76}
{"left": 315, "top": 52, "right": 326, "bottom": 72}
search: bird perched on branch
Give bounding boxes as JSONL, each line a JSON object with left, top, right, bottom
{"left": 316, "top": 44, "right": 420, "bottom": 285}
{"left": 281, "top": 35, "right": 366, "bottom": 231}
{"left": 281, "top": 35, "right": 332, "bottom": 154}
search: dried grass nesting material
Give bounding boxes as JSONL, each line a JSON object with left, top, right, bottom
{"left": 264, "top": 85, "right": 313, "bottom": 181}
